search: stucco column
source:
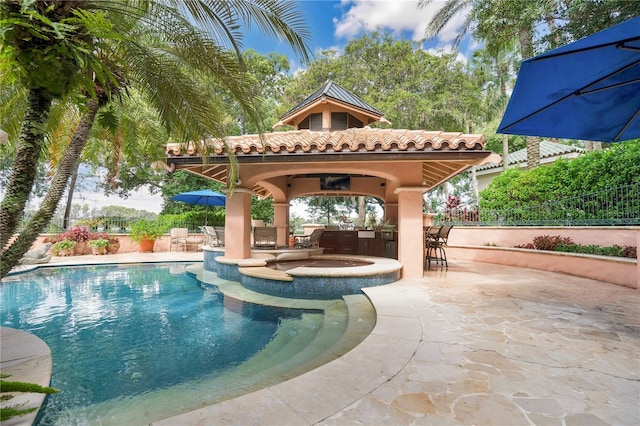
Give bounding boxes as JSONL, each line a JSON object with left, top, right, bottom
{"left": 223, "top": 188, "right": 252, "bottom": 259}
{"left": 273, "top": 202, "right": 290, "bottom": 248}
{"left": 395, "top": 187, "right": 426, "bottom": 279}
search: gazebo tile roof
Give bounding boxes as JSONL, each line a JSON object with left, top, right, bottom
{"left": 166, "top": 128, "right": 485, "bottom": 157}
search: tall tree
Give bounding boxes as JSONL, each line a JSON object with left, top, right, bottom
{"left": 0, "top": 0, "right": 311, "bottom": 278}
{"left": 469, "top": 44, "right": 518, "bottom": 168}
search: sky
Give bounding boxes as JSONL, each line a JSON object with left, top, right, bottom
{"left": 74, "top": 0, "right": 470, "bottom": 215}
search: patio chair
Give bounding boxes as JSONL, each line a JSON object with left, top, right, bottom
{"left": 425, "top": 225, "right": 453, "bottom": 269}
{"left": 213, "top": 226, "right": 225, "bottom": 247}
{"left": 201, "top": 226, "right": 222, "bottom": 247}
{"left": 170, "top": 228, "right": 203, "bottom": 251}
{"left": 253, "top": 226, "right": 277, "bottom": 249}
{"left": 295, "top": 228, "right": 323, "bottom": 249}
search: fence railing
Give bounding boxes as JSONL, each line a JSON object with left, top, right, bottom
{"left": 434, "top": 182, "right": 640, "bottom": 226}
{"left": 35, "top": 218, "right": 206, "bottom": 235}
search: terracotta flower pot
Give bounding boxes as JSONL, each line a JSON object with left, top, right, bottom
{"left": 57, "top": 248, "right": 74, "bottom": 257}
{"left": 138, "top": 238, "right": 155, "bottom": 253}
{"left": 92, "top": 246, "right": 107, "bottom": 255}
{"left": 106, "top": 243, "right": 120, "bottom": 254}
{"left": 75, "top": 241, "right": 88, "bottom": 255}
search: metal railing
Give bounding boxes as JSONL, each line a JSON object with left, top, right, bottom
{"left": 36, "top": 218, "right": 207, "bottom": 235}
{"left": 434, "top": 182, "right": 640, "bottom": 226}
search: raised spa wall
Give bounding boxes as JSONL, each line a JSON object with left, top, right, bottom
{"left": 203, "top": 247, "right": 402, "bottom": 300}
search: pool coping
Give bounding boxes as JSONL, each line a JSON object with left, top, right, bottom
{"left": 0, "top": 328, "right": 53, "bottom": 426}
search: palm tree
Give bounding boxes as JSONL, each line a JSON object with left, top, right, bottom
{"left": 0, "top": 0, "right": 310, "bottom": 278}
{"left": 419, "top": 0, "right": 472, "bottom": 49}
{"left": 470, "top": 44, "right": 518, "bottom": 168}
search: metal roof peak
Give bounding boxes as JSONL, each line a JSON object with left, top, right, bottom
{"left": 277, "top": 79, "right": 385, "bottom": 126}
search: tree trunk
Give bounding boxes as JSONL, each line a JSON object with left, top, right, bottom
{"left": 357, "top": 196, "right": 366, "bottom": 227}
{"left": 63, "top": 161, "right": 81, "bottom": 229}
{"left": 471, "top": 166, "right": 479, "bottom": 203}
{"left": 526, "top": 135, "right": 540, "bottom": 169}
{"left": 502, "top": 134, "right": 509, "bottom": 170}
{"left": 1, "top": 99, "right": 99, "bottom": 278}
{"left": 518, "top": 28, "right": 540, "bottom": 170}
{"left": 0, "top": 87, "right": 53, "bottom": 250}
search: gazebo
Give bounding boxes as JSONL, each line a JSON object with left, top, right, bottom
{"left": 165, "top": 80, "right": 500, "bottom": 278}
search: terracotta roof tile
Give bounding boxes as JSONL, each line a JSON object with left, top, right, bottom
{"left": 166, "top": 128, "right": 485, "bottom": 157}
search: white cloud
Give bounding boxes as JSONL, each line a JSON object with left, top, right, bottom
{"left": 334, "top": 0, "right": 469, "bottom": 49}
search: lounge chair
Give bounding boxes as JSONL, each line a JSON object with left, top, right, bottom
{"left": 295, "top": 229, "right": 323, "bottom": 249}
{"left": 253, "top": 226, "right": 277, "bottom": 249}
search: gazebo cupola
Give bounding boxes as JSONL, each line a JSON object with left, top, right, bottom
{"left": 273, "top": 79, "right": 391, "bottom": 131}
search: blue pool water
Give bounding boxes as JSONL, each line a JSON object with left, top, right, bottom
{"left": 0, "top": 263, "right": 327, "bottom": 425}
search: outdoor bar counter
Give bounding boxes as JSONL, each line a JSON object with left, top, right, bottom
{"left": 318, "top": 229, "right": 398, "bottom": 258}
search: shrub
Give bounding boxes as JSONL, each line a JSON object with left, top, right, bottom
{"left": 88, "top": 239, "right": 110, "bottom": 249}
{"left": 515, "top": 235, "right": 636, "bottom": 258}
{"left": 621, "top": 245, "right": 637, "bottom": 258}
{"left": 89, "top": 232, "right": 109, "bottom": 241}
{"left": 51, "top": 226, "right": 91, "bottom": 244}
{"left": 532, "top": 235, "right": 573, "bottom": 251}
{"left": 129, "top": 219, "right": 167, "bottom": 242}
{"left": 52, "top": 239, "right": 76, "bottom": 255}
{"left": 514, "top": 243, "right": 535, "bottom": 249}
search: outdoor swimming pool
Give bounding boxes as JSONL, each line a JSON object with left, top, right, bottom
{"left": 1, "top": 263, "right": 371, "bottom": 424}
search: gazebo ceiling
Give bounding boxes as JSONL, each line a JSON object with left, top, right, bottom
{"left": 165, "top": 127, "right": 496, "bottom": 198}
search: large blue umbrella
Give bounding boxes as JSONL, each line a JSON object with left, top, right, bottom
{"left": 170, "top": 189, "right": 226, "bottom": 225}
{"left": 498, "top": 17, "right": 640, "bottom": 142}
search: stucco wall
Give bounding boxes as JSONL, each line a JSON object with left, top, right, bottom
{"left": 447, "top": 226, "right": 639, "bottom": 248}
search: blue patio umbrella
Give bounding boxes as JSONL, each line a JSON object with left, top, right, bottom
{"left": 498, "top": 17, "right": 640, "bottom": 142}
{"left": 170, "top": 189, "right": 226, "bottom": 225}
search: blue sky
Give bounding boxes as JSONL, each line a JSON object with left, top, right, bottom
{"left": 242, "top": 0, "right": 473, "bottom": 67}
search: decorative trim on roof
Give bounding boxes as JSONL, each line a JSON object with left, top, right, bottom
{"left": 166, "top": 128, "right": 485, "bottom": 157}
{"left": 477, "top": 141, "right": 582, "bottom": 171}
{"left": 279, "top": 79, "right": 384, "bottom": 121}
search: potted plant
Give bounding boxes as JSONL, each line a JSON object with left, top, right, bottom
{"left": 53, "top": 239, "right": 77, "bottom": 256}
{"left": 88, "top": 238, "right": 110, "bottom": 255}
{"left": 130, "top": 219, "right": 165, "bottom": 252}
{"left": 106, "top": 236, "right": 120, "bottom": 254}
{"left": 59, "top": 226, "right": 91, "bottom": 254}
